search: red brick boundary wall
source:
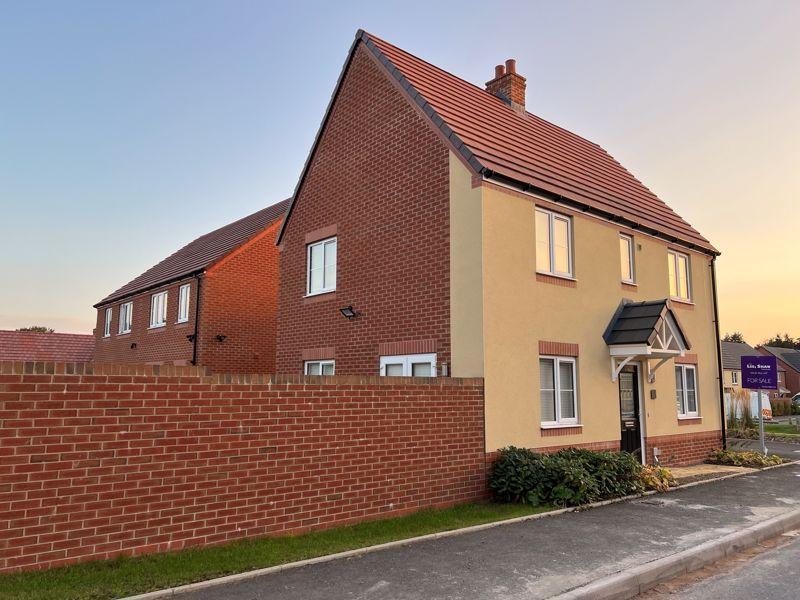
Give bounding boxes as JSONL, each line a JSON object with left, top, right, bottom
{"left": 0, "top": 362, "right": 485, "bottom": 572}
{"left": 645, "top": 430, "right": 723, "bottom": 466}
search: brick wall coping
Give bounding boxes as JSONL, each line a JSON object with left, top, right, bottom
{"left": 0, "top": 361, "right": 483, "bottom": 387}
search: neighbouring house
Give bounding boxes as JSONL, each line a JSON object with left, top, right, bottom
{"left": 721, "top": 340, "right": 788, "bottom": 399}
{"left": 756, "top": 345, "right": 800, "bottom": 398}
{"left": 94, "top": 199, "right": 289, "bottom": 372}
{"left": 0, "top": 330, "right": 94, "bottom": 362}
{"left": 275, "top": 30, "right": 724, "bottom": 465}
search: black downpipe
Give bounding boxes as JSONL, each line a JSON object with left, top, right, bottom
{"left": 711, "top": 257, "right": 727, "bottom": 449}
{"left": 191, "top": 274, "right": 202, "bottom": 366}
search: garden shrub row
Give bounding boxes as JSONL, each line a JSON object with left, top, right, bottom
{"left": 488, "top": 447, "right": 673, "bottom": 507}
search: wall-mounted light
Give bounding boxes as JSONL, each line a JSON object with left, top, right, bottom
{"left": 186, "top": 334, "right": 196, "bottom": 342}
{"left": 130, "top": 343, "right": 137, "bottom": 350}
{"left": 216, "top": 334, "right": 227, "bottom": 342}
{"left": 339, "top": 306, "right": 358, "bottom": 320}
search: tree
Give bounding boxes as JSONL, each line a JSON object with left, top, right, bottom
{"left": 722, "top": 332, "right": 746, "bottom": 344}
{"left": 762, "top": 333, "right": 800, "bottom": 350}
{"left": 16, "top": 326, "right": 54, "bottom": 333}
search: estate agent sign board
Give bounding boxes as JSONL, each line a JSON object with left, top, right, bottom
{"left": 741, "top": 355, "right": 778, "bottom": 390}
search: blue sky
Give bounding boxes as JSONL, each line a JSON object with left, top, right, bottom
{"left": 1, "top": 1, "right": 798, "bottom": 342}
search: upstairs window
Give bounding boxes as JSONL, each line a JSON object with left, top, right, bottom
{"left": 118, "top": 302, "right": 133, "bottom": 334}
{"left": 675, "top": 364, "right": 698, "bottom": 417}
{"left": 379, "top": 354, "right": 436, "bottom": 377}
{"left": 177, "top": 284, "right": 191, "bottom": 323}
{"left": 536, "top": 208, "right": 573, "bottom": 278}
{"left": 305, "top": 360, "right": 335, "bottom": 375}
{"left": 150, "top": 291, "right": 167, "bottom": 328}
{"left": 103, "top": 307, "right": 112, "bottom": 337}
{"left": 307, "top": 237, "right": 337, "bottom": 295}
{"left": 668, "top": 250, "right": 691, "bottom": 302}
{"left": 539, "top": 357, "right": 578, "bottom": 426}
{"left": 619, "top": 234, "right": 635, "bottom": 283}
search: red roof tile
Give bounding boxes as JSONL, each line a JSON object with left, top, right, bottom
{"left": 291, "top": 31, "right": 713, "bottom": 253}
{"left": 96, "top": 199, "right": 290, "bottom": 306}
{"left": 0, "top": 331, "right": 94, "bottom": 362}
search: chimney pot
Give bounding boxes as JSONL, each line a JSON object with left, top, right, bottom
{"left": 494, "top": 64, "right": 505, "bottom": 78}
{"left": 505, "top": 59, "right": 516, "bottom": 74}
{"left": 485, "top": 59, "right": 527, "bottom": 113}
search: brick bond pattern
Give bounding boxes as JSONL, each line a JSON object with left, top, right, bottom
{"left": 276, "top": 45, "right": 451, "bottom": 375}
{"left": 0, "top": 362, "right": 485, "bottom": 572}
{"left": 93, "top": 221, "right": 282, "bottom": 373}
{"left": 644, "top": 430, "right": 723, "bottom": 466}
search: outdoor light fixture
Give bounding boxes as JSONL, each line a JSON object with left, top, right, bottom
{"left": 186, "top": 334, "right": 196, "bottom": 342}
{"left": 130, "top": 343, "right": 137, "bottom": 350}
{"left": 216, "top": 334, "right": 227, "bottom": 342}
{"left": 339, "top": 306, "right": 358, "bottom": 320}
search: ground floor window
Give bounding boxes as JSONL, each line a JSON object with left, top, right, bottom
{"left": 539, "top": 356, "right": 578, "bottom": 425}
{"left": 305, "top": 360, "right": 335, "bottom": 375}
{"left": 675, "top": 364, "right": 698, "bottom": 417}
{"left": 379, "top": 353, "right": 436, "bottom": 377}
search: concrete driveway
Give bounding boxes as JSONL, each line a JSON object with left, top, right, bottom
{"left": 179, "top": 463, "right": 800, "bottom": 600}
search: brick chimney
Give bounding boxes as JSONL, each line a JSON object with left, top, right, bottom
{"left": 485, "top": 59, "right": 526, "bottom": 113}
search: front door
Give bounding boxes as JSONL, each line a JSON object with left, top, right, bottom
{"left": 618, "top": 367, "right": 641, "bottom": 460}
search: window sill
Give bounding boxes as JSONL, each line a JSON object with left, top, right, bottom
{"left": 118, "top": 331, "right": 131, "bottom": 337}
{"left": 621, "top": 280, "right": 637, "bottom": 289}
{"left": 304, "top": 291, "right": 336, "bottom": 305}
{"left": 148, "top": 324, "right": 166, "bottom": 330}
{"left": 541, "top": 424, "right": 583, "bottom": 437}
{"left": 540, "top": 423, "right": 581, "bottom": 429}
{"left": 536, "top": 272, "right": 577, "bottom": 288}
{"left": 669, "top": 298, "right": 695, "bottom": 309}
{"left": 176, "top": 319, "right": 189, "bottom": 325}
{"left": 677, "top": 416, "right": 702, "bottom": 425}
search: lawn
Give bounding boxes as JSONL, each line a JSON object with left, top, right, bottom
{"left": 0, "top": 502, "right": 551, "bottom": 600}
{"left": 765, "top": 423, "right": 800, "bottom": 436}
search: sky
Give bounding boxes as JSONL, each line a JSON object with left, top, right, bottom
{"left": 1, "top": 0, "right": 798, "bottom": 345}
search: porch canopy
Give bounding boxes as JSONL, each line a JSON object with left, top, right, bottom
{"left": 604, "top": 300, "right": 690, "bottom": 383}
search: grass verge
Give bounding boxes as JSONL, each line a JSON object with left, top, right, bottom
{"left": 765, "top": 423, "right": 800, "bottom": 436}
{"left": 0, "top": 502, "right": 551, "bottom": 600}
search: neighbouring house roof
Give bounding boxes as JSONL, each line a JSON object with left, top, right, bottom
{"left": 721, "top": 341, "right": 760, "bottom": 371}
{"left": 0, "top": 330, "right": 94, "bottom": 362}
{"left": 759, "top": 346, "right": 800, "bottom": 374}
{"left": 278, "top": 30, "right": 716, "bottom": 255}
{"left": 603, "top": 300, "right": 690, "bottom": 349}
{"left": 96, "top": 199, "right": 290, "bottom": 307}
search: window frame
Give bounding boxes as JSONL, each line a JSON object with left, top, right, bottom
{"left": 118, "top": 302, "right": 133, "bottom": 334}
{"left": 306, "top": 236, "right": 337, "bottom": 296}
{"left": 304, "top": 359, "right": 335, "bottom": 376}
{"left": 675, "top": 364, "right": 699, "bottom": 418}
{"left": 667, "top": 249, "right": 692, "bottom": 302}
{"left": 539, "top": 356, "right": 579, "bottom": 427}
{"left": 149, "top": 291, "right": 168, "bottom": 329}
{"left": 535, "top": 208, "right": 573, "bottom": 278}
{"left": 379, "top": 353, "right": 437, "bottom": 377}
{"left": 731, "top": 370, "right": 739, "bottom": 385}
{"left": 177, "top": 284, "right": 191, "bottom": 323}
{"left": 103, "top": 307, "right": 112, "bottom": 337}
{"left": 619, "top": 233, "right": 636, "bottom": 284}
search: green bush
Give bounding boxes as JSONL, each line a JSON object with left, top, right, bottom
{"left": 489, "top": 447, "right": 647, "bottom": 507}
{"left": 707, "top": 449, "right": 784, "bottom": 468}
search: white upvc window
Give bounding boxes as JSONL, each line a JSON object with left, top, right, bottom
{"left": 306, "top": 237, "right": 337, "bottom": 295}
{"left": 675, "top": 364, "right": 699, "bottom": 417}
{"left": 535, "top": 208, "right": 573, "bottom": 278}
{"left": 619, "top": 234, "right": 635, "bottom": 284}
{"left": 304, "top": 360, "right": 335, "bottom": 375}
{"left": 118, "top": 302, "right": 133, "bottom": 334}
{"left": 668, "top": 250, "right": 691, "bottom": 302}
{"left": 539, "top": 356, "right": 578, "bottom": 426}
{"left": 103, "top": 307, "right": 112, "bottom": 337}
{"left": 379, "top": 353, "right": 437, "bottom": 377}
{"left": 177, "top": 284, "right": 191, "bottom": 323}
{"left": 731, "top": 370, "right": 739, "bottom": 385}
{"left": 150, "top": 291, "right": 168, "bottom": 328}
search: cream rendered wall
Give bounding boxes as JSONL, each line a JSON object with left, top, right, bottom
{"left": 449, "top": 153, "right": 484, "bottom": 377}
{"left": 479, "top": 183, "right": 722, "bottom": 452}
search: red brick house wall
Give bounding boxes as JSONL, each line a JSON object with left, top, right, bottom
{"left": 758, "top": 347, "right": 800, "bottom": 396}
{"left": 197, "top": 221, "right": 281, "bottom": 373}
{"left": 0, "top": 361, "right": 485, "bottom": 572}
{"left": 93, "top": 278, "right": 197, "bottom": 365}
{"left": 644, "top": 431, "right": 723, "bottom": 466}
{"left": 276, "top": 45, "right": 451, "bottom": 375}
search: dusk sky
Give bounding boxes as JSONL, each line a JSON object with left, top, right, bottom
{"left": 1, "top": 1, "right": 798, "bottom": 345}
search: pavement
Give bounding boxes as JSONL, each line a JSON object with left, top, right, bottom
{"left": 177, "top": 462, "right": 800, "bottom": 600}
{"left": 646, "top": 532, "right": 800, "bottom": 599}
{"left": 729, "top": 438, "right": 800, "bottom": 459}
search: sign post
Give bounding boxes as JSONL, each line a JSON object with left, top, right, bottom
{"left": 741, "top": 355, "right": 778, "bottom": 455}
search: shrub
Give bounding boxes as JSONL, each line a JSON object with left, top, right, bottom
{"left": 639, "top": 465, "right": 675, "bottom": 492}
{"left": 489, "top": 447, "right": 647, "bottom": 507}
{"left": 707, "top": 449, "right": 784, "bottom": 468}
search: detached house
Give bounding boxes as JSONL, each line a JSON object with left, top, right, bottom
{"left": 757, "top": 345, "right": 800, "bottom": 398}
{"left": 94, "top": 199, "right": 289, "bottom": 372}
{"left": 276, "top": 31, "right": 724, "bottom": 465}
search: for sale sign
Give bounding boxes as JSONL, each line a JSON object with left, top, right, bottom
{"left": 741, "top": 355, "right": 778, "bottom": 390}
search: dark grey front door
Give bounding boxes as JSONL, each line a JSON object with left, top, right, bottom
{"left": 619, "top": 368, "right": 641, "bottom": 460}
